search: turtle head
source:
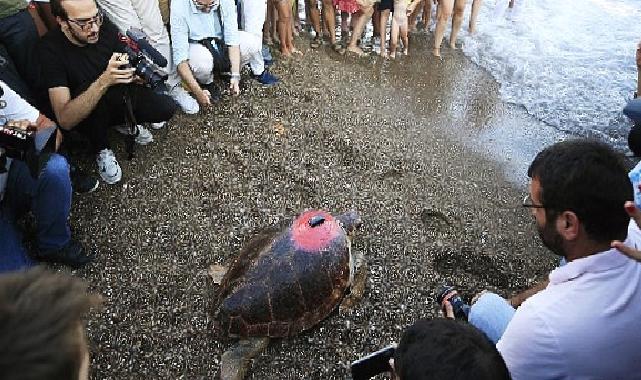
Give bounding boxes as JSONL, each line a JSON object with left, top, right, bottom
{"left": 336, "top": 210, "right": 361, "bottom": 236}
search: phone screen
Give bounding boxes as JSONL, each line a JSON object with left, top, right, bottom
{"left": 351, "top": 346, "right": 396, "bottom": 380}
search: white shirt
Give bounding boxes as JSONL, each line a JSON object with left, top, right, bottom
{"left": 0, "top": 80, "right": 40, "bottom": 201}
{"left": 497, "top": 221, "right": 641, "bottom": 380}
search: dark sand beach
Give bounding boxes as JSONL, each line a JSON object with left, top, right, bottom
{"left": 70, "top": 34, "right": 557, "bottom": 379}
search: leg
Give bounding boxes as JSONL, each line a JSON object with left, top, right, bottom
{"left": 432, "top": 0, "right": 453, "bottom": 56}
{"left": 347, "top": 4, "right": 374, "bottom": 55}
{"left": 188, "top": 43, "right": 215, "bottom": 85}
{"left": 389, "top": 12, "right": 399, "bottom": 58}
{"left": 422, "top": 0, "right": 433, "bottom": 29}
{"left": 238, "top": 31, "right": 266, "bottom": 76}
{"left": 5, "top": 154, "right": 72, "bottom": 253}
{"left": 131, "top": 86, "right": 177, "bottom": 124}
{"left": 400, "top": 21, "right": 409, "bottom": 55}
{"left": 408, "top": 1, "right": 421, "bottom": 32}
{"left": 468, "top": 292, "right": 516, "bottom": 344}
{"left": 263, "top": 0, "right": 274, "bottom": 44}
{"left": 321, "top": 0, "right": 336, "bottom": 45}
{"left": 220, "top": 338, "right": 270, "bottom": 380}
{"left": 469, "top": 0, "right": 482, "bottom": 33}
{"left": 0, "top": 209, "right": 34, "bottom": 273}
{"left": 274, "top": 0, "right": 293, "bottom": 56}
{"left": 339, "top": 251, "right": 367, "bottom": 313}
{"left": 449, "top": 0, "right": 467, "bottom": 48}
{"left": 306, "top": 0, "right": 323, "bottom": 46}
{"left": 379, "top": 9, "right": 390, "bottom": 57}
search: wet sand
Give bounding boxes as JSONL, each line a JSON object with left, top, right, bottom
{"left": 70, "top": 34, "right": 557, "bottom": 379}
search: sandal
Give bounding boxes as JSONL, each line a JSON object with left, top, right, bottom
{"left": 332, "top": 42, "right": 343, "bottom": 53}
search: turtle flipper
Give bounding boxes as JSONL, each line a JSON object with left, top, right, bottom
{"left": 220, "top": 337, "right": 270, "bottom": 380}
{"left": 340, "top": 251, "right": 367, "bottom": 313}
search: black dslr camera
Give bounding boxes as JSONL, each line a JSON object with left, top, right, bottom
{"left": 0, "top": 86, "right": 36, "bottom": 173}
{"left": 118, "top": 28, "right": 168, "bottom": 90}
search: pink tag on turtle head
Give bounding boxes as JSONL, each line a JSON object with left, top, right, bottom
{"left": 290, "top": 210, "right": 342, "bottom": 252}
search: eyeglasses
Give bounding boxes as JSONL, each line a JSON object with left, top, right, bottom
{"left": 522, "top": 194, "right": 546, "bottom": 209}
{"left": 67, "top": 11, "right": 103, "bottom": 31}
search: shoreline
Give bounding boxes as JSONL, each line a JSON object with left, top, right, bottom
{"left": 70, "top": 35, "right": 557, "bottom": 378}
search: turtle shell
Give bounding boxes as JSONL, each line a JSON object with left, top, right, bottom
{"left": 215, "top": 210, "right": 353, "bottom": 338}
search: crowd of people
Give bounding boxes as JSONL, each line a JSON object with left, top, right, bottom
{"left": 2, "top": 0, "right": 641, "bottom": 379}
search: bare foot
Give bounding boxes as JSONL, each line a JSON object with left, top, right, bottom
{"left": 291, "top": 48, "right": 304, "bottom": 56}
{"left": 432, "top": 47, "right": 441, "bottom": 57}
{"left": 346, "top": 46, "right": 366, "bottom": 57}
{"left": 389, "top": 51, "right": 396, "bottom": 59}
{"left": 449, "top": 40, "right": 459, "bottom": 49}
{"left": 379, "top": 51, "right": 388, "bottom": 59}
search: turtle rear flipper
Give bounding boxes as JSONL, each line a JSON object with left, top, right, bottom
{"left": 340, "top": 251, "right": 367, "bottom": 314}
{"left": 220, "top": 337, "right": 270, "bottom": 380}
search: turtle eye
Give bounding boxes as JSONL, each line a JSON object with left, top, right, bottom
{"left": 308, "top": 215, "right": 325, "bottom": 227}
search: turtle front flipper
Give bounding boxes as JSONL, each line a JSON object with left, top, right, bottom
{"left": 339, "top": 251, "right": 367, "bottom": 314}
{"left": 220, "top": 337, "right": 270, "bottom": 380}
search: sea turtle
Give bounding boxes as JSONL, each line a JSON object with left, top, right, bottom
{"left": 209, "top": 210, "right": 365, "bottom": 380}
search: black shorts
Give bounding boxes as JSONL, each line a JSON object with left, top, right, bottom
{"left": 377, "top": 0, "right": 393, "bottom": 11}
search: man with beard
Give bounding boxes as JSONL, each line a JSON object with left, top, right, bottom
{"left": 440, "top": 140, "right": 641, "bottom": 379}
{"left": 40, "top": 0, "right": 177, "bottom": 184}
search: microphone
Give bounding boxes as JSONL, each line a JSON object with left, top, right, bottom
{"left": 126, "top": 28, "right": 168, "bottom": 68}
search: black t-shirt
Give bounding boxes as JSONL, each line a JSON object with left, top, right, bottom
{"left": 40, "top": 19, "right": 125, "bottom": 97}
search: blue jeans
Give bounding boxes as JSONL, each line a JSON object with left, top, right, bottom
{"left": 0, "top": 154, "right": 72, "bottom": 273}
{"left": 468, "top": 292, "right": 516, "bottom": 344}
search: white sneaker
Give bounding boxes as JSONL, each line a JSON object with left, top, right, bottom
{"left": 114, "top": 124, "right": 154, "bottom": 145}
{"left": 151, "top": 121, "right": 166, "bottom": 130}
{"left": 170, "top": 86, "right": 199, "bottom": 114}
{"left": 96, "top": 149, "right": 122, "bottom": 185}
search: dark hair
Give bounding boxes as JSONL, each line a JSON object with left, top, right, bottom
{"left": 394, "top": 319, "right": 511, "bottom": 380}
{"left": 0, "top": 268, "right": 101, "bottom": 380}
{"left": 49, "top": 0, "right": 69, "bottom": 20}
{"left": 628, "top": 123, "right": 641, "bottom": 157}
{"left": 527, "top": 139, "right": 632, "bottom": 243}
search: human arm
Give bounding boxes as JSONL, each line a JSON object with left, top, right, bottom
{"left": 508, "top": 279, "right": 549, "bottom": 308}
{"left": 176, "top": 60, "right": 211, "bottom": 107}
{"left": 220, "top": 1, "right": 241, "bottom": 95}
{"left": 49, "top": 53, "right": 134, "bottom": 130}
{"left": 610, "top": 201, "right": 641, "bottom": 262}
{"left": 228, "top": 45, "right": 241, "bottom": 95}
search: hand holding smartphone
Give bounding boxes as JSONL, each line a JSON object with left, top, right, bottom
{"left": 351, "top": 345, "right": 397, "bottom": 380}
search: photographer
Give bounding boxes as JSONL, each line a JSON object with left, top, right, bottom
{"left": 0, "top": 80, "right": 93, "bottom": 272}
{"left": 170, "top": 0, "right": 278, "bottom": 109}
{"left": 440, "top": 140, "right": 641, "bottom": 379}
{"left": 41, "top": 0, "right": 177, "bottom": 185}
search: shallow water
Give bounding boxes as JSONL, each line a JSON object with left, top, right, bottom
{"left": 462, "top": 0, "right": 641, "bottom": 145}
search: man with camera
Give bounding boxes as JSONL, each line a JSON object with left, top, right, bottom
{"left": 40, "top": 0, "right": 177, "bottom": 184}
{"left": 0, "top": 80, "right": 93, "bottom": 272}
{"left": 441, "top": 139, "right": 641, "bottom": 379}
{"left": 170, "top": 0, "right": 278, "bottom": 109}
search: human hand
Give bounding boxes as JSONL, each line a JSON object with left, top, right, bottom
{"left": 100, "top": 53, "right": 135, "bottom": 87}
{"left": 440, "top": 293, "right": 455, "bottom": 319}
{"left": 611, "top": 201, "right": 641, "bottom": 262}
{"left": 229, "top": 78, "right": 240, "bottom": 96}
{"left": 5, "top": 119, "right": 31, "bottom": 131}
{"left": 195, "top": 89, "right": 212, "bottom": 107}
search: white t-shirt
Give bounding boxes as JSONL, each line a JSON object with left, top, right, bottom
{"left": 497, "top": 220, "right": 641, "bottom": 379}
{"left": 0, "top": 80, "right": 40, "bottom": 201}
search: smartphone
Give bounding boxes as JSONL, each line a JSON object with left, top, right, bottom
{"left": 351, "top": 345, "right": 396, "bottom": 380}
